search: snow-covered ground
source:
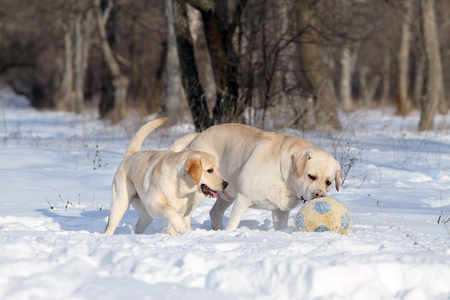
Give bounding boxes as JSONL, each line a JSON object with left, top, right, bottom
{"left": 1, "top": 88, "right": 450, "bottom": 300}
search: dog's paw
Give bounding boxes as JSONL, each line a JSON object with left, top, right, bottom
{"left": 167, "top": 220, "right": 187, "bottom": 236}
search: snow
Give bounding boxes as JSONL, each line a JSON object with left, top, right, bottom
{"left": 1, "top": 88, "right": 450, "bottom": 300}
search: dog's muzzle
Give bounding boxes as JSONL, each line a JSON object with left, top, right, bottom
{"left": 302, "top": 191, "right": 326, "bottom": 203}
{"left": 201, "top": 184, "right": 218, "bottom": 198}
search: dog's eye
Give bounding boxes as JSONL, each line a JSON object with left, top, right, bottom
{"left": 308, "top": 174, "right": 316, "bottom": 181}
{"left": 207, "top": 168, "right": 214, "bottom": 173}
{"left": 326, "top": 180, "right": 331, "bottom": 186}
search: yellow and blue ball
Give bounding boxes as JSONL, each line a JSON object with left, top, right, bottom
{"left": 295, "top": 197, "right": 353, "bottom": 234}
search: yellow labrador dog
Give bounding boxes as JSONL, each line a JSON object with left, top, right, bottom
{"left": 170, "top": 124, "right": 340, "bottom": 231}
{"left": 104, "top": 118, "right": 228, "bottom": 236}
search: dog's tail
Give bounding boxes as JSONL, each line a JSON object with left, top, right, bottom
{"left": 124, "top": 118, "right": 168, "bottom": 158}
{"left": 169, "top": 132, "right": 199, "bottom": 152}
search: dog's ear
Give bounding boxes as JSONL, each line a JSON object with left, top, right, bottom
{"left": 293, "top": 148, "right": 313, "bottom": 178}
{"left": 335, "top": 169, "right": 341, "bottom": 192}
{"left": 185, "top": 157, "right": 202, "bottom": 184}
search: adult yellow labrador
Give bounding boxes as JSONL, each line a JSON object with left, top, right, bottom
{"left": 104, "top": 118, "right": 228, "bottom": 236}
{"left": 170, "top": 124, "right": 340, "bottom": 231}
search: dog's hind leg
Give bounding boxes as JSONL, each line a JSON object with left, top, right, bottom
{"left": 272, "top": 208, "right": 289, "bottom": 230}
{"left": 133, "top": 197, "right": 153, "bottom": 234}
{"left": 104, "top": 175, "right": 134, "bottom": 236}
{"left": 210, "top": 193, "right": 234, "bottom": 230}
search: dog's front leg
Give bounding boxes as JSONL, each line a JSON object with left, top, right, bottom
{"left": 183, "top": 192, "right": 206, "bottom": 232}
{"left": 210, "top": 194, "right": 234, "bottom": 230}
{"left": 152, "top": 202, "right": 187, "bottom": 236}
{"left": 271, "top": 208, "right": 289, "bottom": 230}
{"left": 166, "top": 212, "right": 187, "bottom": 236}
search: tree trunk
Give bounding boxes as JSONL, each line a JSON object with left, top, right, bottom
{"left": 419, "top": 0, "right": 446, "bottom": 131}
{"left": 164, "top": 0, "right": 187, "bottom": 125}
{"left": 272, "top": 0, "right": 304, "bottom": 129}
{"left": 197, "top": 6, "right": 241, "bottom": 124}
{"left": 359, "top": 65, "right": 380, "bottom": 106}
{"left": 186, "top": 0, "right": 246, "bottom": 124}
{"left": 74, "top": 15, "right": 85, "bottom": 114}
{"left": 73, "top": 11, "right": 94, "bottom": 114}
{"left": 148, "top": 47, "right": 166, "bottom": 114}
{"left": 340, "top": 44, "right": 352, "bottom": 111}
{"left": 98, "top": 0, "right": 115, "bottom": 119}
{"left": 413, "top": 54, "right": 425, "bottom": 108}
{"left": 380, "top": 49, "right": 391, "bottom": 105}
{"left": 59, "top": 25, "right": 74, "bottom": 111}
{"left": 94, "top": 0, "right": 129, "bottom": 124}
{"left": 396, "top": 0, "right": 413, "bottom": 116}
{"left": 172, "top": 0, "right": 212, "bottom": 131}
{"left": 297, "top": 0, "right": 341, "bottom": 131}
{"left": 187, "top": 4, "right": 215, "bottom": 114}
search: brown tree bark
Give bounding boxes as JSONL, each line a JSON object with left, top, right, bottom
{"left": 359, "top": 65, "right": 380, "bottom": 106}
{"left": 172, "top": 0, "right": 212, "bottom": 131}
{"left": 59, "top": 22, "right": 74, "bottom": 111}
{"left": 340, "top": 44, "right": 353, "bottom": 112}
{"left": 396, "top": 0, "right": 413, "bottom": 116}
{"left": 296, "top": 0, "right": 341, "bottom": 131}
{"left": 73, "top": 10, "right": 95, "bottom": 114}
{"left": 187, "top": 0, "right": 245, "bottom": 124}
{"left": 94, "top": 0, "right": 129, "bottom": 124}
{"left": 413, "top": 54, "right": 426, "bottom": 108}
{"left": 419, "top": 0, "right": 446, "bottom": 131}
{"left": 187, "top": 4, "right": 215, "bottom": 114}
{"left": 164, "top": 0, "right": 187, "bottom": 125}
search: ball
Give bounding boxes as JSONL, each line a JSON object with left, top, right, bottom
{"left": 295, "top": 197, "right": 353, "bottom": 234}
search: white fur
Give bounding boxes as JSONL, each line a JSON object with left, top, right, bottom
{"left": 104, "top": 118, "right": 228, "bottom": 236}
{"left": 170, "top": 124, "right": 340, "bottom": 231}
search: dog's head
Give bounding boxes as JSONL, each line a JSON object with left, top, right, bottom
{"left": 185, "top": 154, "right": 228, "bottom": 198}
{"left": 291, "top": 147, "right": 340, "bottom": 202}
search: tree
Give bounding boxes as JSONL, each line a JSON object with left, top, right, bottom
{"left": 339, "top": 44, "right": 357, "bottom": 111}
{"left": 296, "top": 0, "right": 341, "bottom": 130}
{"left": 396, "top": 0, "right": 413, "bottom": 116}
{"left": 59, "top": 17, "right": 74, "bottom": 111}
{"left": 419, "top": 0, "right": 446, "bottom": 131}
{"left": 94, "top": 0, "right": 129, "bottom": 124}
{"left": 164, "top": 0, "right": 187, "bottom": 125}
{"left": 188, "top": 0, "right": 246, "bottom": 124}
{"left": 172, "top": 0, "right": 212, "bottom": 131}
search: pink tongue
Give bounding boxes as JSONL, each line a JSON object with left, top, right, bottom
{"left": 211, "top": 190, "right": 218, "bottom": 198}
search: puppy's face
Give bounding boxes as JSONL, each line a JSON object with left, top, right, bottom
{"left": 293, "top": 149, "right": 340, "bottom": 202}
{"left": 185, "top": 154, "right": 228, "bottom": 198}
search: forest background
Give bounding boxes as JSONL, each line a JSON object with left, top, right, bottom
{"left": 0, "top": 0, "right": 448, "bottom": 132}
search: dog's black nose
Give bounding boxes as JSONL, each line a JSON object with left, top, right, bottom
{"left": 312, "top": 190, "right": 326, "bottom": 198}
{"left": 222, "top": 181, "right": 228, "bottom": 190}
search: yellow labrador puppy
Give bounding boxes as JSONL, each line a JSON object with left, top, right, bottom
{"left": 104, "top": 118, "right": 228, "bottom": 236}
{"left": 170, "top": 124, "right": 340, "bottom": 231}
